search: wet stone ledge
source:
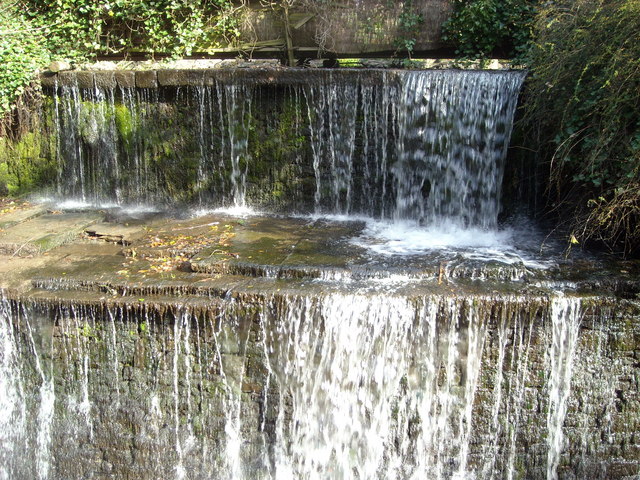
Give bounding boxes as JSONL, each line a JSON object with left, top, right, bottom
{"left": 39, "top": 62, "right": 518, "bottom": 90}
{"left": 39, "top": 67, "right": 405, "bottom": 89}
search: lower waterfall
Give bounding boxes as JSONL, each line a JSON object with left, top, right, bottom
{"left": 0, "top": 290, "right": 635, "bottom": 479}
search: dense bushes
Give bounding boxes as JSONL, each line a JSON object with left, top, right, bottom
{"left": 0, "top": 0, "right": 239, "bottom": 120}
{"left": 22, "top": 0, "right": 239, "bottom": 58}
{"left": 442, "top": 0, "right": 537, "bottom": 59}
{"left": 0, "top": 4, "right": 49, "bottom": 120}
{"left": 523, "top": 0, "right": 640, "bottom": 255}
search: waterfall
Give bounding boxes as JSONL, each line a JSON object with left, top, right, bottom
{"left": 393, "top": 71, "right": 522, "bottom": 227}
{"left": 2, "top": 290, "right": 634, "bottom": 479}
{"left": 0, "top": 296, "right": 25, "bottom": 480}
{"left": 546, "top": 296, "right": 582, "bottom": 480}
{"left": 0, "top": 296, "right": 55, "bottom": 480}
{"left": 4, "top": 67, "right": 633, "bottom": 479}
{"left": 47, "top": 69, "right": 524, "bottom": 227}
{"left": 215, "top": 81, "right": 254, "bottom": 209}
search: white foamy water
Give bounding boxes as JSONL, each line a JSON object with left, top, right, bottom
{"left": 546, "top": 296, "right": 582, "bottom": 480}
{"left": 356, "top": 219, "right": 514, "bottom": 253}
{"left": 33, "top": 197, "right": 162, "bottom": 214}
{"left": 198, "top": 205, "right": 260, "bottom": 218}
{"left": 0, "top": 298, "right": 26, "bottom": 480}
{"left": 346, "top": 216, "right": 556, "bottom": 272}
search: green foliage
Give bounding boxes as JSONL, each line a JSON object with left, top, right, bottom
{"left": 442, "top": 0, "right": 538, "bottom": 59}
{"left": 0, "top": 3, "right": 50, "bottom": 117}
{"left": 523, "top": 0, "right": 640, "bottom": 254}
{"left": 23, "top": 0, "right": 240, "bottom": 58}
{"left": 0, "top": 0, "right": 240, "bottom": 124}
{"left": 394, "top": 0, "right": 424, "bottom": 58}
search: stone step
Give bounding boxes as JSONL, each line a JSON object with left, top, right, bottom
{"left": 188, "top": 216, "right": 365, "bottom": 279}
{"left": 0, "top": 203, "right": 48, "bottom": 230}
{"left": 0, "top": 207, "right": 633, "bottom": 298}
{"left": 84, "top": 222, "right": 147, "bottom": 245}
{"left": 0, "top": 211, "right": 102, "bottom": 256}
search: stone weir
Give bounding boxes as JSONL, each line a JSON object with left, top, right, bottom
{"left": 1, "top": 205, "right": 640, "bottom": 480}
{"left": 42, "top": 67, "right": 377, "bottom": 90}
{"left": 37, "top": 67, "right": 525, "bottom": 224}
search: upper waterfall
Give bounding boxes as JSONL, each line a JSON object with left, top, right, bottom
{"left": 46, "top": 68, "right": 525, "bottom": 228}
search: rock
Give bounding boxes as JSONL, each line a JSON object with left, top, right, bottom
{"left": 56, "top": 71, "right": 76, "bottom": 87}
{"left": 39, "top": 72, "right": 57, "bottom": 88}
{"left": 75, "top": 71, "right": 96, "bottom": 89}
{"left": 84, "top": 223, "right": 143, "bottom": 245}
{"left": 135, "top": 70, "right": 158, "bottom": 88}
{"left": 115, "top": 71, "right": 136, "bottom": 88}
{"left": 94, "top": 71, "right": 117, "bottom": 89}
{"left": 0, "top": 204, "right": 47, "bottom": 230}
{"left": 49, "top": 60, "right": 72, "bottom": 73}
{"left": 85, "top": 61, "right": 119, "bottom": 71}
{"left": 157, "top": 69, "right": 205, "bottom": 86}
{"left": 0, "top": 211, "right": 101, "bottom": 256}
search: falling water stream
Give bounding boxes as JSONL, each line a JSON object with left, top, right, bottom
{"left": 1, "top": 68, "right": 638, "bottom": 479}
{"left": 48, "top": 70, "right": 523, "bottom": 225}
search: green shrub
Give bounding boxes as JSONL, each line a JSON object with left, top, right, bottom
{"left": 22, "top": 0, "right": 240, "bottom": 59}
{"left": 1, "top": 0, "right": 240, "bottom": 124}
{"left": 0, "top": 4, "right": 49, "bottom": 118}
{"left": 523, "top": 0, "right": 640, "bottom": 255}
{"left": 394, "top": 0, "right": 424, "bottom": 58}
{"left": 442, "top": 0, "right": 537, "bottom": 59}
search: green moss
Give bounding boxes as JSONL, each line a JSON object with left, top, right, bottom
{"left": 78, "top": 321, "right": 96, "bottom": 339}
{"left": 114, "top": 103, "right": 134, "bottom": 145}
{"left": 337, "top": 58, "right": 364, "bottom": 67}
{"left": 271, "top": 183, "right": 284, "bottom": 199}
{"left": 0, "top": 133, "right": 56, "bottom": 195}
{"left": 0, "top": 159, "right": 11, "bottom": 195}
{"left": 245, "top": 96, "right": 308, "bottom": 206}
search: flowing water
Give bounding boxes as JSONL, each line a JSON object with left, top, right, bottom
{"left": 47, "top": 70, "right": 524, "bottom": 227}
{"left": 1, "top": 68, "right": 638, "bottom": 479}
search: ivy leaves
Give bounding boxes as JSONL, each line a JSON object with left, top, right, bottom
{"left": 0, "top": 0, "right": 240, "bottom": 118}
{"left": 0, "top": 7, "right": 50, "bottom": 116}
{"left": 394, "top": 0, "right": 424, "bottom": 58}
{"left": 22, "top": 0, "right": 239, "bottom": 58}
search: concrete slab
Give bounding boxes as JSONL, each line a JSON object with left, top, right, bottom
{"left": 115, "top": 71, "right": 136, "bottom": 88}
{"left": 136, "top": 71, "right": 158, "bottom": 88}
{"left": 189, "top": 216, "right": 372, "bottom": 278}
{"left": 75, "top": 71, "right": 96, "bottom": 89}
{"left": 94, "top": 71, "right": 117, "bottom": 89}
{"left": 0, "top": 206, "right": 634, "bottom": 300}
{"left": 157, "top": 69, "right": 205, "bottom": 86}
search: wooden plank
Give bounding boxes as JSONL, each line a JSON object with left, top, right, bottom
{"left": 289, "top": 13, "right": 315, "bottom": 29}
